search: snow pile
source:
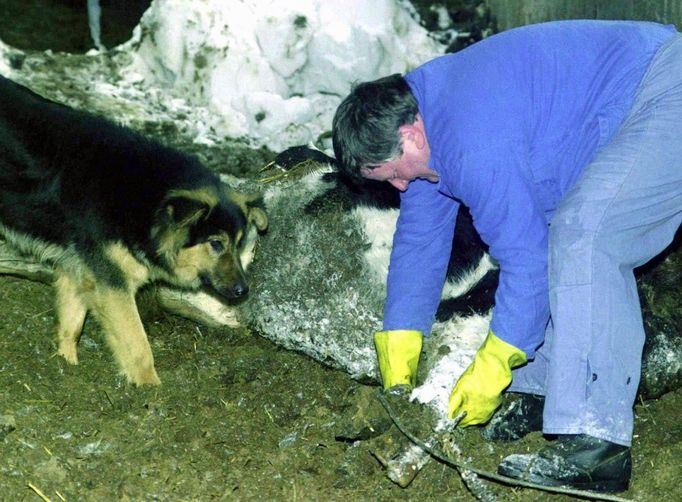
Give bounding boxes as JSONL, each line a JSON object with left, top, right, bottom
{"left": 122, "top": 0, "right": 444, "bottom": 150}
{"left": 0, "top": 0, "right": 445, "bottom": 154}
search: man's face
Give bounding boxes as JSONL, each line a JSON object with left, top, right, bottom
{"left": 360, "top": 153, "right": 437, "bottom": 191}
{"left": 359, "top": 116, "right": 437, "bottom": 192}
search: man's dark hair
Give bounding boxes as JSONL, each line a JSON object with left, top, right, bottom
{"left": 332, "top": 73, "right": 418, "bottom": 180}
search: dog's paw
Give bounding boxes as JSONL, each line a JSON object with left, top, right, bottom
{"left": 127, "top": 366, "right": 161, "bottom": 386}
{"left": 57, "top": 344, "right": 79, "bottom": 365}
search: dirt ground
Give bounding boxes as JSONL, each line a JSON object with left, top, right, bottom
{"left": 0, "top": 270, "right": 681, "bottom": 501}
{"left": 0, "top": 1, "right": 680, "bottom": 501}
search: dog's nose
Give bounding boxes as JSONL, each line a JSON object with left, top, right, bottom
{"left": 232, "top": 283, "right": 249, "bottom": 297}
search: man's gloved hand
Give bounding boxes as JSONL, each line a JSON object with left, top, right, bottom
{"left": 448, "top": 330, "right": 527, "bottom": 425}
{"left": 374, "top": 330, "right": 423, "bottom": 389}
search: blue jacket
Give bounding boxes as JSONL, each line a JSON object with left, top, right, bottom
{"left": 383, "top": 20, "right": 676, "bottom": 357}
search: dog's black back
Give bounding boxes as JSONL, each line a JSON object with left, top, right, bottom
{"left": 0, "top": 75, "right": 228, "bottom": 276}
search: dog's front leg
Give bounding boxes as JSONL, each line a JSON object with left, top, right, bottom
{"left": 91, "top": 288, "right": 161, "bottom": 386}
{"left": 54, "top": 271, "right": 87, "bottom": 365}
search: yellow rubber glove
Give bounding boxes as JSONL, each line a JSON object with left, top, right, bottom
{"left": 374, "top": 330, "right": 423, "bottom": 389}
{"left": 448, "top": 330, "right": 527, "bottom": 425}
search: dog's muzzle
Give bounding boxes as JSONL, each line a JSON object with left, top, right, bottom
{"left": 226, "top": 282, "right": 249, "bottom": 298}
{"left": 203, "top": 275, "right": 249, "bottom": 299}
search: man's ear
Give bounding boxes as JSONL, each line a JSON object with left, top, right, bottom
{"left": 399, "top": 121, "right": 426, "bottom": 150}
{"left": 162, "top": 196, "right": 210, "bottom": 227}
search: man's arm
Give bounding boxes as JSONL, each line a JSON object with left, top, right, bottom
{"left": 383, "top": 178, "right": 460, "bottom": 335}
{"left": 373, "top": 178, "right": 458, "bottom": 390}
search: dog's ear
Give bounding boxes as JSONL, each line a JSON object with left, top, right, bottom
{"left": 161, "top": 188, "right": 218, "bottom": 228}
{"left": 228, "top": 190, "right": 268, "bottom": 232}
{"left": 162, "top": 196, "right": 210, "bottom": 228}
{"left": 248, "top": 205, "right": 268, "bottom": 232}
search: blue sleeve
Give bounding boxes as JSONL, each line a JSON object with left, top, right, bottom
{"left": 383, "top": 179, "right": 459, "bottom": 335}
{"left": 454, "top": 147, "right": 550, "bottom": 357}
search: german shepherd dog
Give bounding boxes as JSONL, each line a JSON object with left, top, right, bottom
{"left": 0, "top": 75, "right": 267, "bottom": 385}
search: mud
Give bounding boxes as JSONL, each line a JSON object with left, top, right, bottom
{"left": 0, "top": 272, "right": 681, "bottom": 501}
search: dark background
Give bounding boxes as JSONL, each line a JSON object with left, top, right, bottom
{"left": 1, "top": 1, "right": 680, "bottom": 55}
{"left": 0, "top": 0, "right": 151, "bottom": 52}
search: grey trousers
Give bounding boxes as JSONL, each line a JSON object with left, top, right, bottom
{"left": 509, "top": 33, "right": 682, "bottom": 446}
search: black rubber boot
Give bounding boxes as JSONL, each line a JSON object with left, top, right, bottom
{"left": 497, "top": 434, "right": 632, "bottom": 493}
{"left": 480, "top": 393, "right": 544, "bottom": 441}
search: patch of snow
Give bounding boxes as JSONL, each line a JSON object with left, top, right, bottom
{"left": 120, "top": 0, "right": 444, "bottom": 151}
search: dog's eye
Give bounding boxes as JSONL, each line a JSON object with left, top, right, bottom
{"left": 209, "top": 240, "right": 224, "bottom": 253}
